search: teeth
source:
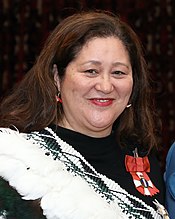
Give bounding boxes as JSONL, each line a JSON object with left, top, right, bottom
{"left": 97, "top": 99, "right": 109, "bottom": 102}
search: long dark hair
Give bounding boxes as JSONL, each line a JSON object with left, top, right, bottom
{"left": 0, "top": 10, "right": 160, "bottom": 152}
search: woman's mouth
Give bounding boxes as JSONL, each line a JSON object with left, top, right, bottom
{"left": 90, "top": 98, "right": 114, "bottom": 106}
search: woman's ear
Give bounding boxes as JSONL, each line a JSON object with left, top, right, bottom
{"left": 53, "top": 64, "right": 60, "bottom": 90}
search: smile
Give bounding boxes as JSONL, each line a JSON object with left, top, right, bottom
{"left": 96, "top": 99, "right": 109, "bottom": 102}
{"left": 90, "top": 98, "right": 113, "bottom": 106}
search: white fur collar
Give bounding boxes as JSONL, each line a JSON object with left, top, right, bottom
{"left": 0, "top": 128, "right": 125, "bottom": 219}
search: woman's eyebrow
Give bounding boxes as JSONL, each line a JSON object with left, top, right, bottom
{"left": 112, "top": 62, "right": 130, "bottom": 69}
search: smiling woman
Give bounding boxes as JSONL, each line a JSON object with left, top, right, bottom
{"left": 0, "top": 10, "right": 168, "bottom": 219}
{"left": 54, "top": 37, "right": 133, "bottom": 137}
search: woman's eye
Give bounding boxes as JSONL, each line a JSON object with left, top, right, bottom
{"left": 84, "top": 69, "right": 97, "bottom": 74}
{"left": 112, "top": 70, "right": 126, "bottom": 75}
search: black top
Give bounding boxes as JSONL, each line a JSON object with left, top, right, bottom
{"left": 50, "top": 124, "right": 165, "bottom": 208}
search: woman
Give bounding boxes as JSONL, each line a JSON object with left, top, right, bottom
{"left": 0, "top": 10, "right": 168, "bottom": 218}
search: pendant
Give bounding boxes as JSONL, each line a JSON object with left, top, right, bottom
{"left": 130, "top": 171, "right": 159, "bottom": 196}
{"left": 125, "top": 148, "right": 159, "bottom": 196}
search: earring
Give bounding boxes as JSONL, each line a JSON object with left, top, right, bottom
{"left": 56, "top": 91, "right": 62, "bottom": 103}
{"left": 126, "top": 104, "right": 131, "bottom": 108}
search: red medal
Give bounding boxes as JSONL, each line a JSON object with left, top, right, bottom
{"left": 125, "top": 148, "right": 159, "bottom": 196}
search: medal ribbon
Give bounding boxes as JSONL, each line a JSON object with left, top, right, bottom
{"left": 125, "top": 151, "right": 159, "bottom": 196}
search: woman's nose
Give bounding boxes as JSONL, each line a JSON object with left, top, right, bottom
{"left": 95, "top": 75, "right": 114, "bottom": 93}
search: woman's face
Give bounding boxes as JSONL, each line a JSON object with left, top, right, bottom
{"left": 55, "top": 36, "right": 133, "bottom": 137}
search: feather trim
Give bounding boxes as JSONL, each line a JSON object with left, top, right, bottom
{"left": 0, "top": 128, "right": 125, "bottom": 219}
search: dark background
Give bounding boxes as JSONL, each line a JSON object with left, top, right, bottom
{"left": 0, "top": 0, "right": 175, "bottom": 168}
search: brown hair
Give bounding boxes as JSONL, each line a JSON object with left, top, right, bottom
{"left": 0, "top": 10, "right": 160, "bottom": 152}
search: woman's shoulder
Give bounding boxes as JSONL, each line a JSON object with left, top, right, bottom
{"left": 0, "top": 127, "right": 46, "bottom": 144}
{"left": 0, "top": 127, "right": 49, "bottom": 219}
{"left": 0, "top": 127, "right": 33, "bottom": 153}
{"left": 0, "top": 127, "right": 27, "bottom": 137}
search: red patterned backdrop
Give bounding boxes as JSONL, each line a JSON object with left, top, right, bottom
{"left": 0, "top": 0, "right": 175, "bottom": 167}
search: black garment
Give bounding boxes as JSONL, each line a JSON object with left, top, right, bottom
{"left": 50, "top": 124, "right": 165, "bottom": 209}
